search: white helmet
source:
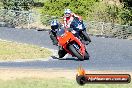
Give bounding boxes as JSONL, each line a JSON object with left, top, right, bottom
{"left": 64, "top": 9, "right": 71, "bottom": 14}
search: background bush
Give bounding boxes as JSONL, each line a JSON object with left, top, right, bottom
{"left": 0, "top": 0, "right": 131, "bottom": 26}
{"left": 40, "top": 0, "right": 131, "bottom": 25}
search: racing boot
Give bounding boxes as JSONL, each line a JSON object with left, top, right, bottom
{"left": 58, "top": 47, "right": 67, "bottom": 58}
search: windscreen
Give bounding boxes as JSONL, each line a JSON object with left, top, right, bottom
{"left": 56, "top": 28, "right": 65, "bottom": 36}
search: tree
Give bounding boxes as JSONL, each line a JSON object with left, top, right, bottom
{"left": 121, "top": 0, "right": 132, "bottom": 9}
{"left": 119, "top": 0, "right": 132, "bottom": 25}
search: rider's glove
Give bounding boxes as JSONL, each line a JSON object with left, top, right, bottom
{"left": 71, "top": 30, "right": 76, "bottom": 34}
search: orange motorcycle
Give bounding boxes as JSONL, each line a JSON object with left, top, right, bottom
{"left": 56, "top": 28, "right": 89, "bottom": 61}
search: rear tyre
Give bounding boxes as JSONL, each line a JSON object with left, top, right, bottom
{"left": 68, "top": 44, "right": 84, "bottom": 61}
{"left": 82, "top": 31, "right": 91, "bottom": 42}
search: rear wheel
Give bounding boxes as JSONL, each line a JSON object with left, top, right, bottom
{"left": 68, "top": 44, "right": 84, "bottom": 61}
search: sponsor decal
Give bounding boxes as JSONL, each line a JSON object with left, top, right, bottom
{"left": 76, "top": 67, "right": 131, "bottom": 85}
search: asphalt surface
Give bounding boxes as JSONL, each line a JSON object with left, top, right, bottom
{"left": 0, "top": 27, "right": 132, "bottom": 71}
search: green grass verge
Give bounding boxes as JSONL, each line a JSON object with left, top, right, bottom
{"left": 0, "top": 78, "right": 131, "bottom": 88}
{"left": 0, "top": 40, "right": 52, "bottom": 60}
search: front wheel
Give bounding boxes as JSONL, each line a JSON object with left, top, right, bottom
{"left": 68, "top": 44, "right": 84, "bottom": 61}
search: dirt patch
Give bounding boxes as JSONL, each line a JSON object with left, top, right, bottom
{"left": 0, "top": 68, "right": 132, "bottom": 81}
{"left": 0, "top": 68, "right": 76, "bottom": 80}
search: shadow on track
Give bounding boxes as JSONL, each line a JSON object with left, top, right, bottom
{"left": 51, "top": 56, "right": 88, "bottom": 61}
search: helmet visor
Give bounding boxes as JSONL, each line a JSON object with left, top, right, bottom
{"left": 65, "top": 13, "right": 71, "bottom": 17}
{"left": 51, "top": 25, "right": 58, "bottom": 30}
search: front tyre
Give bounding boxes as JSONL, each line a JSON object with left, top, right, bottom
{"left": 68, "top": 44, "right": 84, "bottom": 61}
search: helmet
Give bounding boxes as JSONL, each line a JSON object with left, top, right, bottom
{"left": 64, "top": 9, "right": 71, "bottom": 14}
{"left": 50, "top": 20, "right": 59, "bottom": 30}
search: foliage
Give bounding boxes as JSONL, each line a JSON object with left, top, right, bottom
{"left": 122, "top": 0, "right": 132, "bottom": 9}
{"left": 0, "top": 0, "right": 34, "bottom": 10}
{"left": 41, "top": 15, "right": 55, "bottom": 26}
{"left": 40, "top": 0, "right": 99, "bottom": 25}
{"left": 40, "top": 0, "right": 131, "bottom": 25}
{"left": 0, "top": 0, "right": 131, "bottom": 25}
{"left": 41, "top": 0, "right": 98, "bottom": 19}
{"left": 121, "top": 0, "right": 132, "bottom": 25}
{"left": 119, "top": 8, "right": 132, "bottom": 25}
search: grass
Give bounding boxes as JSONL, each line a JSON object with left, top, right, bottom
{"left": 0, "top": 2, "right": 3, "bottom": 8}
{"left": 0, "top": 78, "right": 131, "bottom": 88}
{"left": 0, "top": 69, "right": 131, "bottom": 88}
{"left": 0, "top": 40, "right": 52, "bottom": 60}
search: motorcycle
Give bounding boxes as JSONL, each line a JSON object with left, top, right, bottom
{"left": 70, "top": 17, "right": 91, "bottom": 44}
{"left": 56, "top": 28, "right": 89, "bottom": 61}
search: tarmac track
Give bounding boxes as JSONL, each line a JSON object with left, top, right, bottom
{"left": 0, "top": 27, "right": 132, "bottom": 71}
